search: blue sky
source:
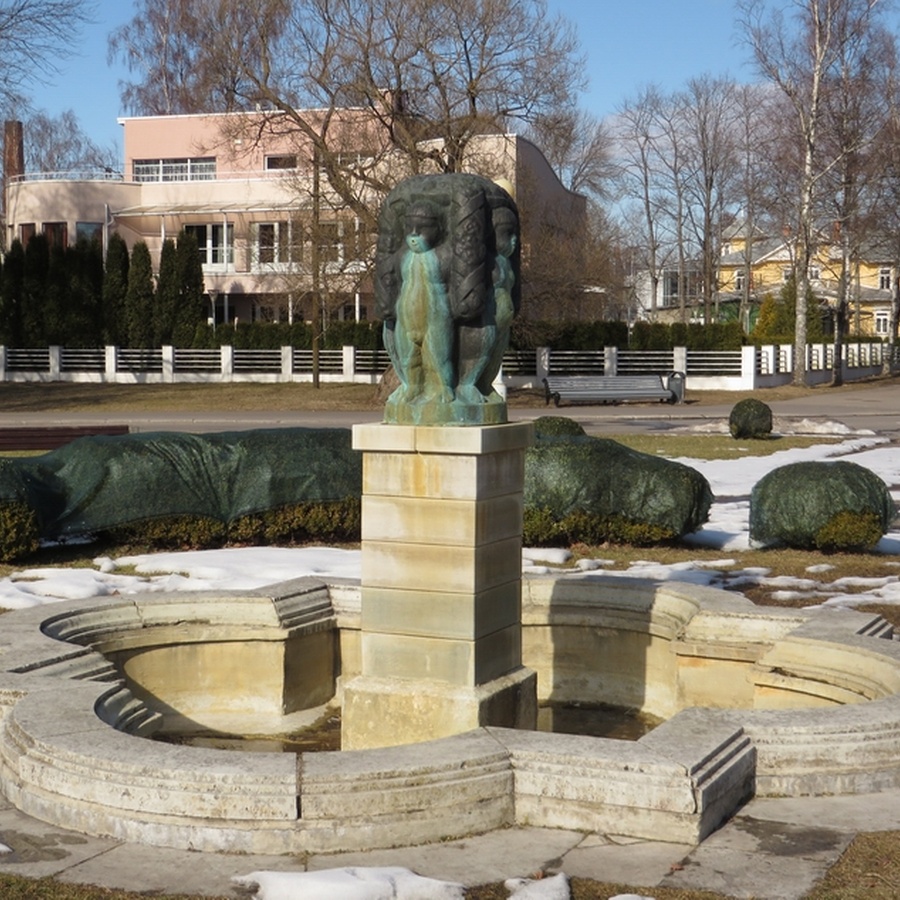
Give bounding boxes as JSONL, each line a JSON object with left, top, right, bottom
{"left": 32, "top": 0, "right": 754, "bottom": 163}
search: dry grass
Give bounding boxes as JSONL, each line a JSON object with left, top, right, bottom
{"left": 0, "top": 381, "right": 383, "bottom": 413}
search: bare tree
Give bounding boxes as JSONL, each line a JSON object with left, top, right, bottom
{"left": 108, "top": 0, "right": 252, "bottom": 115}
{"left": 0, "top": 0, "right": 93, "bottom": 110}
{"left": 24, "top": 110, "right": 119, "bottom": 174}
{"left": 740, "top": 0, "right": 891, "bottom": 386}
{"left": 613, "top": 86, "right": 670, "bottom": 320}
{"left": 111, "top": 0, "right": 584, "bottom": 217}
{"left": 527, "top": 108, "right": 615, "bottom": 200}
{"left": 871, "top": 107, "right": 900, "bottom": 371}
{"left": 651, "top": 89, "right": 694, "bottom": 324}
{"left": 110, "top": 0, "right": 588, "bottom": 374}
{"left": 817, "top": 13, "right": 896, "bottom": 384}
{"left": 732, "top": 84, "right": 780, "bottom": 330}
{"left": 678, "top": 76, "right": 742, "bottom": 323}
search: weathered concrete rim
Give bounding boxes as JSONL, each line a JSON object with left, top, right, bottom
{"left": 0, "top": 574, "right": 897, "bottom": 854}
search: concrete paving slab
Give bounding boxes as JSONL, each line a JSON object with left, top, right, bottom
{"left": 561, "top": 834, "right": 694, "bottom": 885}
{"left": 307, "top": 826, "right": 585, "bottom": 887}
{"left": 743, "top": 789, "right": 900, "bottom": 832}
{"left": 0, "top": 807, "right": 118, "bottom": 879}
{"left": 664, "top": 816, "right": 854, "bottom": 900}
{"left": 58, "top": 842, "right": 304, "bottom": 897}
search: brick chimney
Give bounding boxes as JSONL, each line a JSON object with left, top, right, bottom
{"left": 3, "top": 120, "right": 24, "bottom": 218}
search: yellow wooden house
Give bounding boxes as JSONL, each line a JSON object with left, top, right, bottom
{"left": 717, "top": 221, "right": 895, "bottom": 338}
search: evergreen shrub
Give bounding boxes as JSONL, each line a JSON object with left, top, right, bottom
{"left": 814, "top": 511, "right": 885, "bottom": 552}
{"left": 101, "top": 499, "right": 361, "bottom": 551}
{"left": 0, "top": 502, "right": 41, "bottom": 561}
{"left": 749, "top": 460, "right": 894, "bottom": 551}
{"left": 729, "top": 398, "right": 773, "bottom": 439}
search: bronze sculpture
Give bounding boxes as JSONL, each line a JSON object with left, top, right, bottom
{"left": 375, "top": 173, "right": 521, "bottom": 425}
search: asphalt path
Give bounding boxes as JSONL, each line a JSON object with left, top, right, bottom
{"left": 0, "top": 380, "right": 897, "bottom": 437}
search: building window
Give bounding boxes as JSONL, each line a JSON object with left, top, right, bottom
{"left": 265, "top": 155, "right": 297, "bottom": 170}
{"left": 133, "top": 157, "right": 216, "bottom": 182}
{"left": 251, "top": 217, "right": 368, "bottom": 273}
{"left": 318, "top": 222, "right": 343, "bottom": 265}
{"left": 19, "top": 223, "right": 35, "bottom": 246}
{"left": 782, "top": 267, "right": 792, "bottom": 283}
{"left": 253, "top": 221, "right": 305, "bottom": 269}
{"left": 183, "top": 223, "right": 234, "bottom": 267}
{"left": 258, "top": 223, "right": 277, "bottom": 264}
{"left": 875, "top": 311, "right": 890, "bottom": 335}
{"left": 809, "top": 265, "right": 820, "bottom": 281}
{"left": 880, "top": 267, "right": 892, "bottom": 291}
{"left": 76, "top": 222, "right": 102, "bottom": 244}
{"left": 43, "top": 222, "right": 68, "bottom": 248}
{"left": 734, "top": 269, "right": 745, "bottom": 291}
{"left": 343, "top": 303, "right": 368, "bottom": 321}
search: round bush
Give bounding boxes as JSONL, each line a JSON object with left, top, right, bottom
{"left": 729, "top": 398, "right": 773, "bottom": 439}
{"left": 749, "top": 460, "right": 895, "bottom": 551}
{"left": 532, "top": 416, "right": 586, "bottom": 439}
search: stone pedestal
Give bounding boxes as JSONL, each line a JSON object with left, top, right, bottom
{"left": 343, "top": 421, "right": 537, "bottom": 749}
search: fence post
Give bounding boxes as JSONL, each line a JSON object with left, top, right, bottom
{"left": 536, "top": 347, "right": 550, "bottom": 382}
{"left": 604, "top": 345, "right": 617, "bottom": 375}
{"left": 221, "top": 345, "right": 234, "bottom": 380}
{"left": 0, "top": 346, "right": 6, "bottom": 383}
{"left": 343, "top": 344, "right": 355, "bottom": 379}
{"left": 49, "top": 346, "right": 61, "bottom": 380}
{"left": 281, "top": 346, "right": 293, "bottom": 381}
{"left": 105, "top": 346, "right": 117, "bottom": 383}
{"left": 741, "top": 345, "right": 756, "bottom": 389}
{"left": 162, "top": 345, "right": 175, "bottom": 383}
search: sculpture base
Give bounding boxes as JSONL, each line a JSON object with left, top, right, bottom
{"left": 341, "top": 668, "right": 537, "bottom": 750}
{"left": 384, "top": 391, "right": 507, "bottom": 426}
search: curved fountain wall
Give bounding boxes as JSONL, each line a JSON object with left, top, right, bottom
{"left": 0, "top": 574, "right": 898, "bottom": 854}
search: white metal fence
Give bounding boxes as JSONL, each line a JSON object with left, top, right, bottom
{"left": 0, "top": 343, "right": 891, "bottom": 389}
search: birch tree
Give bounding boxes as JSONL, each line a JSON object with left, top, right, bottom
{"left": 818, "top": 13, "right": 895, "bottom": 383}
{"left": 740, "top": 0, "right": 891, "bottom": 385}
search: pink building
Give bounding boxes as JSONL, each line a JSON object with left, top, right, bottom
{"left": 4, "top": 111, "right": 584, "bottom": 327}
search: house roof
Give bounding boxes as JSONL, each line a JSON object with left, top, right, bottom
{"left": 719, "top": 236, "right": 786, "bottom": 266}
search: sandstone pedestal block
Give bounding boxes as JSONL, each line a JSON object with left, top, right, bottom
{"left": 344, "top": 421, "right": 536, "bottom": 749}
{"left": 342, "top": 668, "right": 537, "bottom": 750}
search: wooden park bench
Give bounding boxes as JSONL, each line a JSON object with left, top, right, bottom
{"left": 0, "top": 425, "right": 131, "bottom": 451}
{"left": 543, "top": 373, "right": 685, "bottom": 407}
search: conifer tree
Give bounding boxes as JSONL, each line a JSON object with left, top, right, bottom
{"left": 125, "top": 241, "right": 155, "bottom": 348}
{"left": 21, "top": 234, "right": 50, "bottom": 345}
{"left": 65, "top": 238, "right": 104, "bottom": 347}
{"left": 173, "top": 230, "right": 205, "bottom": 347}
{"left": 103, "top": 234, "right": 130, "bottom": 345}
{"left": 153, "top": 238, "right": 178, "bottom": 345}
{"left": 0, "top": 239, "right": 25, "bottom": 347}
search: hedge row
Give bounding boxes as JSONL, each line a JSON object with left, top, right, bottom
{"left": 182, "top": 318, "right": 751, "bottom": 352}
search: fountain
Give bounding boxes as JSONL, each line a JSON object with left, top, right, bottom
{"left": 1, "top": 173, "right": 900, "bottom": 857}
{"left": 1, "top": 577, "right": 900, "bottom": 855}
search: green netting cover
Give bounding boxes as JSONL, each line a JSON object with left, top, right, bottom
{"left": 0, "top": 428, "right": 361, "bottom": 539}
{"left": 749, "top": 459, "right": 895, "bottom": 549}
{"left": 524, "top": 430, "right": 713, "bottom": 536}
